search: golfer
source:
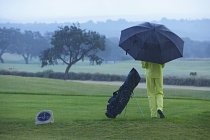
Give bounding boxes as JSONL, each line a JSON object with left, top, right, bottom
{"left": 141, "top": 61, "right": 165, "bottom": 118}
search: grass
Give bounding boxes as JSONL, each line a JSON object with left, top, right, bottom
{"left": 1, "top": 59, "right": 210, "bottom": 78}
{"left": 0, "top": 75, "right": 210, "bottom": 139}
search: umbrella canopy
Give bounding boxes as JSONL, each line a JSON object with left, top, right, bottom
{"left": 119, "top": 22, "right": 184, "bottom": 64}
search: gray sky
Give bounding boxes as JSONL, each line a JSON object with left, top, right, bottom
{"left": 0, "top": 0, "right": 210, "bottom": 23}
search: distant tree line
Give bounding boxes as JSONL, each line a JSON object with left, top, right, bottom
{"left": 183, "top": 38, "right": 210, "bottom": 58}
{"left": 1, "top": 26, "right": 210, "bottom": 65}
{"left": 1, "top": 18, "right": 210, "bottom": 41}
{"left": 0, "top": 27, "right": 50, "bottom": 64}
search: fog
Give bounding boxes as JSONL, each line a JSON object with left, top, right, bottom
{"left": 0, "top": 0, "right": 210, "bottom": 23}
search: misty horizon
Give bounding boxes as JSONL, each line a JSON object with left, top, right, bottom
{"left": 1, "top": 16, "right": 210, "bottom": 24}
{"left": 1, "top": 0, "right": 210, "bottom": 23}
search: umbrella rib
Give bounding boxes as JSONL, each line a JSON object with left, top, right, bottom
{"left": 154, "top": 32, "right": 163, "bottom": 63}
{"left": 157, "top": 31, "right": 183, "bottom": 55}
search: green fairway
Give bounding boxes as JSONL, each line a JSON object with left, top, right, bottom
{"left": 1, "top": 59, "right": 210, "bottom": 78}
{"left": 0, "top": 75, "right": 210, "bottom": 140}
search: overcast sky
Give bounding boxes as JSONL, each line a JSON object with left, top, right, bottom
{"left": 0, "top": 0, "right": 210, "bottom": 23}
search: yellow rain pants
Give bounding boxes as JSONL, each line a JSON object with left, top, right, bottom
{"left": 141, "top": 61, "right": 164, "bottom": 117}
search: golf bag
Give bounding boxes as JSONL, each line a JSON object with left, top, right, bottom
{"left": 105, "top": 68, "right": 141, "bottom": 118}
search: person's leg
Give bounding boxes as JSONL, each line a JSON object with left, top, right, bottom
{"left": 146, "top": 77, "right": 157, "bottom": 117}
{"left": 154, "top": 78, "right": 163, "bottom": 111}
{"left": 155, "top": 78, "right": 165, "bottom": 118}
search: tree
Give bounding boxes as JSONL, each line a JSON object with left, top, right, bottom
{"left": 12, "top": 30, "right": 50, "bottom": 64}
{"left": 89, "top": 54, "right": 103, "bottom": 65}
{"left": 40, "top": 24, "right": 106, "bottom": 79}
{"left": 0, "top": 28, "right": 19, "bottom": 63}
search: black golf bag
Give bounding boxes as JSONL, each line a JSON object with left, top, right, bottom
{"left": 105, "top": 68, "right": 141, "bottom": 118}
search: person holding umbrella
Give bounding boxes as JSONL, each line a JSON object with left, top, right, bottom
{"left": 141, "top": 61, "right": 165, "bottom": 118}
{"left": 119, "top": 22, "right": 184, "bottom": 119}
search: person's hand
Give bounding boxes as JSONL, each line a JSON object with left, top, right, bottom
{"left": 141, "top": 61, "right": 148, "bottom": 69}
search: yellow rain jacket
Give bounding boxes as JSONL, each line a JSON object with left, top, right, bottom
{"left": 141, "top": 61, "right": 164, "bottom": 117}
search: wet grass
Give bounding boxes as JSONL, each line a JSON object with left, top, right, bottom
{"left": 0, "top": 75, "right": 210, "bottom": 139}
{"left": 1, "top": 59, "right": 210, "bottom": 78}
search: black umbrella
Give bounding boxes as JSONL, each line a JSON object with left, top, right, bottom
{"left": 119, "top": 22, "right": 184, "bottom": 64}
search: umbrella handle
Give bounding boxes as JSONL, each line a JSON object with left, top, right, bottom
{"left": 126, "top": 49, "right": 129, "bottom": 55}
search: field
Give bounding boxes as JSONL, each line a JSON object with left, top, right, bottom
{"left": 0, "top": 75, "right": 210, "bottom": 140}
{"left": 1, "top": 58, "right": 210, "bottom": 78}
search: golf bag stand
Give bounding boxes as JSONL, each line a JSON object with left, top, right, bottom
{"left": 105, "top": 68, "right": 141, "bottom": 118}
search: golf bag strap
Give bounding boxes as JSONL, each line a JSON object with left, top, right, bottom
{"left": 131, "top": 93, "right": 144, "bottom": 117}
